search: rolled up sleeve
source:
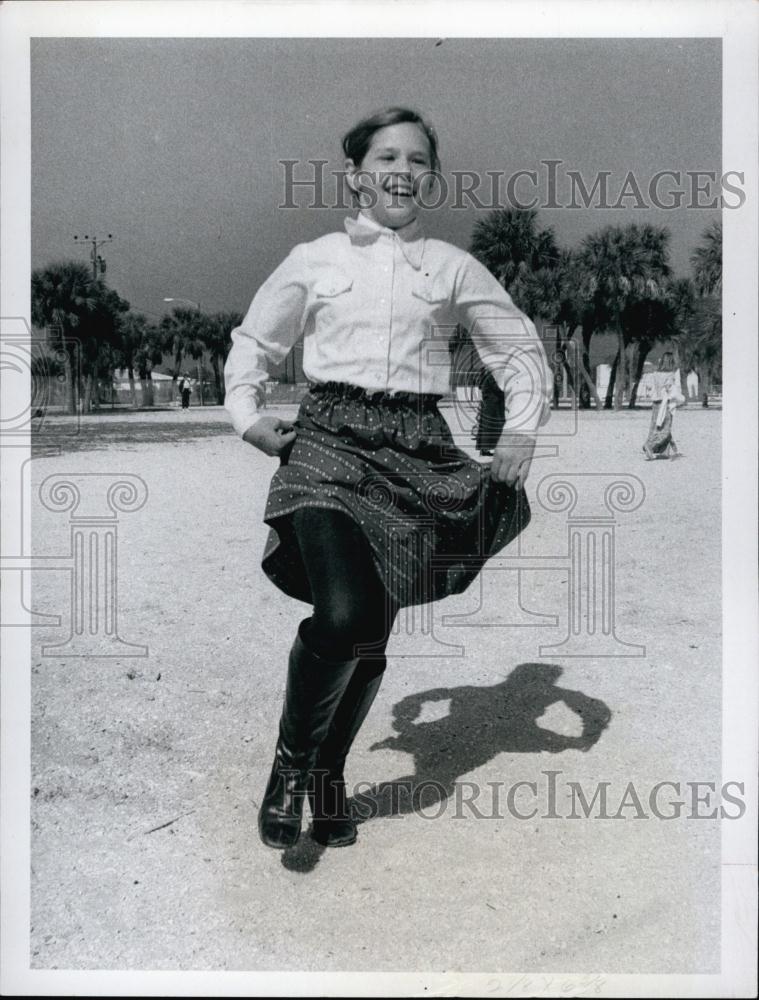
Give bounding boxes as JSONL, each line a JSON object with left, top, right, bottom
{"left": 224, "top": 244, "right": 310, "bottom": 437}
{"left": 453, "top": 253, "right": 552, "bottom": 434}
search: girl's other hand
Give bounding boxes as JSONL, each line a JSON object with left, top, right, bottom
{"left": 242, "top": 416, "right": 297, "bottom": 456}
{"left": 490, "top": 431, "right": 537, "bottom": 489}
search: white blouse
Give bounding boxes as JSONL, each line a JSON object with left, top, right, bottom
{"left": 224, "top": 211, "right": 552, "bottom": 438}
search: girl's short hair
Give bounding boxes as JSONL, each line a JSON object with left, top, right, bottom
{"left": 342, "top": 107, "right": 440, "bottom": 172}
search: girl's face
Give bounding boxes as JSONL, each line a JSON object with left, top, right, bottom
{"left": 345, "top": 122, "right": 435, "bottom": 230}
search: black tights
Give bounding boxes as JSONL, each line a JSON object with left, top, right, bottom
{"left": 292, "top": 508, "right": 399, "bottom": 661}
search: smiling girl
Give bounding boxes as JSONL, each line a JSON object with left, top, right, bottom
{"left": 224, "top": 106, "right": 552, "bottom": 850}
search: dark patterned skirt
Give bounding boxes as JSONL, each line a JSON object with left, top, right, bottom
{"left": 644, "top": 404, "right": 675, "bottom": 454}
{"left": 261, "top": 381, "right": 530, "bottom": 608}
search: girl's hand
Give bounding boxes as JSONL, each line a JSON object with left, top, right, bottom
{"left": 242, "top": 416, "right": 297, "bottom": 456}
{"left": 490, "top": 431, "right": 537, "bottom": 488}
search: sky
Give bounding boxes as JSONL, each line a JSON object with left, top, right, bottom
{"left": 31, "top": 37, "right": 722, "bottom": 322}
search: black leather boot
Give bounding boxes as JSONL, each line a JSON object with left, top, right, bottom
{"left": 257, "top": 621, "right": 359, "bottom": 849}
{"left": 310, "top": 654, "right": 387, "bottom": 847}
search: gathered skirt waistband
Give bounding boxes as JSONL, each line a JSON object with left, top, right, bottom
{"left": 307, "top": 380, "right": 444, "bottom": 409}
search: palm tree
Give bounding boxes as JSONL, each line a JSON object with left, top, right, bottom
{"left": 159, "top": 306, "right": 206, "bottom": 400}
{"left": 78, "top": 285, "right": 130, "bottom": 411}
{"left": 551, "top": 258, "right": 604, "bottom": 411}
{"left": 31, "top": 261, "right": 97, "bottom": 414}
{"left": 691, "top": 220, "right": 722, "bottom": 296}
{"left": 470, "top": 208, "right": 565, "bottom": 414}
{"left": 684, "top": 296, "right": 721, "bottom": 394}
{"left": 470, "top": 208, "right": 561, "bottom": 309}
{"left": 117, "top": 312, "right": 148, "bottom": 406}
{"left": 135, "top": 323, "right": 164, "bottom": 408}
{"left": 577, "top": 224, "right": 672, "bottom": 410}
{"left": 160, "top": 307, "right": 189, "bottom": 380}
{"left": 117, "top": 313, "right": 163, "bottom": 407}
{"left": 623, "top": 277, "right": 693, "bottom": 408}
{"left": 204, "top": 311, "right": 242, "bottom": 404}
{"left": 665, "top": 276, "right": 699, "bottom": 397}
{"left": 31, "top": 262, "right": 133, "bottom": 412}
{"left": 688, "top": 220, "right": 722, "bottom": 400}
{"left": 547, "top": 251, "right": 603, "bottom": 409}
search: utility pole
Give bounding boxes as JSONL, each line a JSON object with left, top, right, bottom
{"left": 73, "top": 233, "right": 114, "bottom": 281}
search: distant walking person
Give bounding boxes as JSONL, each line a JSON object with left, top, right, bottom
{"left": 643, "top": 352, "right": 685, "bottom": 460}
{"left": 179, "top": 375, "right": 192, "bottom": 410}
{"left": 686, "top": 368, "right": 699, "bottom": 399}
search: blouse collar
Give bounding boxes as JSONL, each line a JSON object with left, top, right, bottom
{"left": 343, "top": 211, "right": 425, "bottom": 269}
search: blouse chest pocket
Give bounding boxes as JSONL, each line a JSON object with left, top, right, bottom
{"left": 411, "top": 273, "right": 450, "bottom": 306}
{"left": 313, "top": 270, "right": 354, "bottom": 299}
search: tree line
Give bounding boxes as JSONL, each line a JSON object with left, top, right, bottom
{"left": 31, "top": 262, "right": 242, "bottom": 414}
{"left": 31, "top": 210, "right": 721, "bottom": 414}
{"left": 468, "top": 210, "right": 721, "bottom": 409}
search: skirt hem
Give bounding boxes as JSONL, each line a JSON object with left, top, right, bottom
{"left": 261, "top": 492, "right": 531, "bottom": 610}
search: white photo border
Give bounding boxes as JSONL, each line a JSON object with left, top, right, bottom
{"left": 1, "top": 1, "right": 757, "bottom": 997}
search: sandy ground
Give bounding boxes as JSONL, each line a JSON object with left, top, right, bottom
{"left": 28, "top": 402, "right": 722, "bottom": 973}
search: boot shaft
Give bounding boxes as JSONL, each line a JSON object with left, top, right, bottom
{"left": 278, "top": 619, "right": 362, "bottom": 755}
{"left": 316, "top": 655, "right": 387, "bottom": 771}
